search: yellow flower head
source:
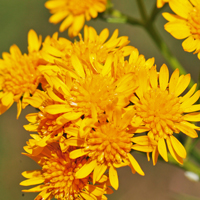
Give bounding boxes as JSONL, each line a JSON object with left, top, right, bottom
{"left": 157, "top": 0, "right": 169, "bottom": 8}
{"left": 41, "top": 26, "right": 134, "bottom": 76}
{"left": 20, "top": 143, "right": 112, "bottom": 200}
{"left": 132, "top": 64, "right": 200, "bottom": 165}
{"left": 163, "top": 0, "right": 200, "bottom": 59}
{"left": 68, "top": 109, "right": 145, "bottom": 190}
{"left": 45, "top": 0, "right": 107, "bottom": 37}
{"left": 0, "top": 30, "right": 45, "bottom": 118}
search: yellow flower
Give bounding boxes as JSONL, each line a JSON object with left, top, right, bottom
{"left": 163, "top": 0, "right": 200, "bottom": 59}
{"left": 0, "top": 30, "right": 45, "bottom": 118}
{"left": 157, "top": 0, "right": 169, "bottom": 8}
{"left": 68, "top": 109, "right": 145, "bottom": 190}
{"left": 131, "top": 64, "right": 200, "bottom": 165}
{"left": 45, "top": 0, "right": 107, "bottom": 37}
{"left": 41, "top": 25, "right": 134, "bottom": 76}
{"left": 20, "top": 143, "right": 112, "bottom": 200}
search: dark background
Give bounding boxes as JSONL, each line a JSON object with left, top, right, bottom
{"left": 0, "top": 0, "right": 200, "bottom": 199}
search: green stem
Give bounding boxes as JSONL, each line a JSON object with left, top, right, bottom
{"left": 190, "top": 146, "right": 200, "bottom": 164}
{"left": 136, "top": 0, "right": 148, "bottom": 21}
{"left": 168, "top": 154, "right": 200, "bottom": 175}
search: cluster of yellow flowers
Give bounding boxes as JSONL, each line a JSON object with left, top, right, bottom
{"left": 0, "top": 0, "right": 200, "bottom": 200}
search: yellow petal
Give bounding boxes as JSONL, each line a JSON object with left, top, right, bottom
{"left": 170, "top": 135, "right": 186, "bottom": 158}
{"left": 80, "top": 192, "right": 96, "bottom": 200}
{"left": 169, "top": 0, "right": 192, "bottom": 19}
{"left": 159, "top": 64, "right": 169, "bottom": 91}
{"left": 182, "top": 36, "right": 197, "bottom": 52}
{"left": 49, "top": 10, "right": 69, "bottom": 24}
{"left": 183, "top": 112, "right": 200, "bottom": 122}
{"left": 174, "top": 74, "right": 191, "bottom": 97}
{"left": 16, "top": 100, "right": 22, "bottom": 119}
{"left": 99, "top": 28, "right": 109, "bottom": 43}
{"left": 45, "top": 104, "right": 73, "bottom": 114}
{"left": 85, "top": 185, "right": 104, "bottom": 196}
{"left": 69, "top": 148, "right": 88, "bottom": 159}
{"left": 75, "top": 160, "right": 97, "bottom": 179}
{"left": 109, "top": 165, "right": 119, "bottom": 190}
{"left": 180, "top": 83, "right": 197, "bottom": 103}
{"left": 20, "top": 177, "right": 45, "bottom": 186}
{"left": 127, "top": 153, "right": 144, "bottom": 176}
{"left": 164, "top": 21, "right": 190, "bottom": 39}
{"left": 59, "top": 14, "right": 73, "bottom": 32}
{"left": 22, "top": 185, "right": 47, "bottom": 193}
{"left": 132, "top": 145, "right": 154, "bottom": 152}
{"left": 56, "top": 112, "right": 83, "bottom": 125}
{"left": 184, "top": 104, "right": 200, "bottom": 112}
{"left": 101, "top": 54, "right": 113, "bottom": 76}
{"left": 93, "top": 164, "right": 107, "bottom": 183}
{"left": 180, "top": 90, "right": 200, "bottom": 110}
{"left": 162, "top": 12, "right": 183, "bottom": 22}
{"left": 158, "top": 138, "right": 168, "bottom": 162}
{"left": 22, "top": 170, "right": 42, "bottom": 178}
{"left": 175, "top": 122, "right": 198, "bottom": 138}
{"left": 169, "top": 68, "right": 179, "bottom": 93}
{"left": 28, "top": 29, "right": 42, "bottom": 52}
{"left": 152, "top": 146, "right": 159, "bottom": 165}
{"left": 166, "top": 137, "right": 183, "bottom": 164}
{"left": 71, "top": 54, "right": 85, "bottom": 78}
{"left": 149, "top": 66, "right": 158, "bottom": 89}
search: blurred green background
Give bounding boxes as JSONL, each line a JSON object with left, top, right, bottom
{"left": 0, "top": 0, "right": 200, "bottom": 199}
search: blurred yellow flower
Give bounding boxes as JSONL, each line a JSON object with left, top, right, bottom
{"left": 132, "top": 64, "right": 200, "bottom": 165}
{"left": 21, "top": 143, "right": 112, "bottom": 200}
{"left": 45, "top": 0, "right": 107, "bottom": 37}
{"left": 157, "top": 0, "right": 169, "bottom": 8}
{"left": 68, "top": 109, "right": 145, "bottom": 190}
{"left": 0, "top": 30, "right": 46, "bottom": 118}
{"left": 163, "top": 0, "right": 200, "bottom": 59}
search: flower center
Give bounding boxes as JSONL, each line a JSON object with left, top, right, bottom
{"left": 135, "top": 88, "right": 183, "bottom": 139}
{"left": 85, "top": 123, "right": 132, "bottom": 165}
{"left": 68, "top": 75, "right": 117, "bottom": 117}
{"left": 1, "top": 55, "right": 41, "bottom": 95}
{"left": 188, "top": 4, "right": 200, "bottom": 39}
{"left": 43, "top": 152, "right": 88, "bottom": 199}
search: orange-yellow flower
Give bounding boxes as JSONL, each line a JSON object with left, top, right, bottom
{"left": 20, "top": 143, "right": 112, "bottom": 200}
{"left": 67, "top": 109, "right": 145, "bottom": 190}
{"left": 131, "top": 64, "right": 200, "bottom": 165}
{"left": 41, "top": 25, "right": 134, "bottom": 76}
{"left": 45, "top": 0, "right": 107, "bottom": 37}
{"left": 163, "top": 0, "right": 200, "bottom": 59}
{"left": 0, "top": 30, "right": 46, "bottom": 118}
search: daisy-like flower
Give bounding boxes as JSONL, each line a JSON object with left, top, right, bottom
{"left": 40, "top": 57, "right": 137, "bottom": 124}
{"left": 157, "top": 0, "right": 169, "bottom": 8}
{"left": 163, "top": 0, "right": 200, "bottom": 59}
{"left": 131, "top": 64, "right": 200, "bottom": 165}
{"left": 41, "top": 25, "right": 134, "bottom": 76}
{"left": 45, "top": 0, "right": 107, "bottom": 37}
{"left": 0, "top": 30, "right": 46, "bottom": 118}
{"left": 20, "top": 143, "right": 112, "bottom": 200}
{"left": 67, "top": 108, "right": 145, "bottom": 190}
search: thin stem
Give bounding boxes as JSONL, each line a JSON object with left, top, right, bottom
{"left": 149, "top": 2, "right": 167, "bottom": 22}
{"left": 191, "top": 147, "right": 200, "bottom": 164}
{"left": 136, "top": 0, "right": 148, "bottom": 22}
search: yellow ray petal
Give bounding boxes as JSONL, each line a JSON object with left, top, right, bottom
{"left": 85, "top": 185, "right": 104, "bottom": 196}
{"left": 49, "top": 10, "right": 69, "bottom": 24}
{"left": 169, "top": 0, "right": 192, "bottom": 19}
{"left": 127, "top": 153, "right": 144, "bottom": 176}
{"left": 149, "top": 66, "right": 158, "bottom": 89}
{"left": 69, "top": 148, "right": 88, "bottom": 159}
{"left": 182, "top": 35, "right": 197, "bottom": 52}
{"left": 28, "top": 29, "right": 42, "bottom": 52}
{"left": 109, "top": 165, "right": 119, "bottom": 190}
{"left": 93, "top": 164, "right": 107, "bottom": 183}
{"left": 22, "top": 185, "right": 47, "bottom": 193}
{"left": 75, "top": 160, "right": 97, "bottom": 179}
{"left": 175, "top": 122, "right": 198, "bottom": 138}
{"left": 180, "top": 83, "right": 197, "bottom": 103}
{"left": 166, "top": 137, "right": 183, "bottom": 164}
{"left": 184, "top": 104, "right": 200, "bottom": 112}
{"left": 158, "top": 138, "right": 168, "bottom": 162}
{"left": 59, "top": 14, "right": 73, "bottom": 32}
{"left": 164, "top": 21, "right": 190, "bottom": 39}
{"left": 183, "top": 112, "right": 200, "bottom": 122}
{"left": 170, "top": 135, "right": 186, "bottom": 158}
{"left": 80, "top": 192, "right": 96, "bottom": 200}
{"left": 152, "top": 147, "right": 159, "bottom": 165}
{"left": 45, "top": 104, "right": 73, "bottom": 115}
{"left": 159, "top": 64, "right": 169, "bottom": 91}
{"left": 132, "top": 145, "right": 154, "bottom": 152}
{"left": 71, "top": 54, "right": 86, "bottom": 78}
{"left": 22, "top": 170, "right": 42, "bottom": 178}
{"left": 20, "top": 177, "right": 45, "bottom": 186}
{"left": 174, "top": 74, "right": 191, "bottom": 97}
{"left": 99, "top": 28, "right": 109, "bottom": 43}
{"left": 56, "top": 112, "right": 83, "bottom": 125}
{"left": 169, "top": 68, "right": 179, "bottom": 93}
